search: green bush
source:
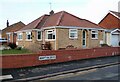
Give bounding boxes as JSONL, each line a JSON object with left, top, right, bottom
{"left": 8, "top": 43, "right": 17, "bottom": 49}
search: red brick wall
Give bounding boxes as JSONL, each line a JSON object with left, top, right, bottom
{"left": 99, "top": 13, "right": 120, "bottom": 29}
{"left": 1, "top": 47, "right": 120, "bottom": 69}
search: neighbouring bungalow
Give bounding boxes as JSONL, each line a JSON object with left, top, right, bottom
{"left": 2, "top": 21, "right": 25, "bottom": 43}
{"left": 16, "top": 11, "right": 105, "bottom": 51}
{"left": 99, "top": 11, "right": 120, "bottom": 47}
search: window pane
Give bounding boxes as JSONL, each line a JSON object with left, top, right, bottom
{"left": 48, "top": 34, "right": 52, "bottom": 39}
{"left": 38, "top": 31, "right": 41, "bottom": 39}
{"left": 28, "top": 35, "right": 31, "bottom": 39}
{"left": 92, "top": 34, "right": 95, "bottom": 38}
{"left": 53, "top": 35, "right": 55, "bottom": 39}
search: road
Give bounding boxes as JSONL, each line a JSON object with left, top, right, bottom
{"left": 41, "top": 64, "right": 120, "bottom": 81}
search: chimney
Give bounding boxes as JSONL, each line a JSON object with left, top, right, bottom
{"left": 49, "top": 10, "right": 54, "bottom": 15}
{"left": 7, "top": 20, "right": 9, "bottom": 27}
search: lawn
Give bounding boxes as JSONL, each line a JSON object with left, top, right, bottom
{"left": 0, "top": 49, "right": 32, "bottom": 56}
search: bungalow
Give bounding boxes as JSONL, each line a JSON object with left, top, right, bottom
{"left": 99, "top": 11, "right": 120, "bottom": 47}
{"left": 2, "top": 21, "right": 25, "bottom": 43}
{"left": 16, "top": 11, "right": 105, "bottom": 51}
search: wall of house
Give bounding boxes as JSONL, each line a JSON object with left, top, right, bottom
{"left": 17, "top": 28, "right": 104, "bottom": 51}
{"left": 105, "top": 32, "right": 111, "bottom": 46}
{"left": 89, "top": 30, "right": 104, "bottom": 48}
{"left": 17, "top": 31, "right": 42, "bottom": 52}
{"left": 56, "top": 28, "right": 82, "bottom": 50}
{"left": 56, "top": 28, "right": 104, "bottom": 50}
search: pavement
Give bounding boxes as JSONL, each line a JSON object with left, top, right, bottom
{"left": 1, "top": 55, "right": 120, "bottom": 82}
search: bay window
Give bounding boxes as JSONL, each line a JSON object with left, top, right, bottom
{"left": 46, "top": 30, "right": 55, "bottom": 40}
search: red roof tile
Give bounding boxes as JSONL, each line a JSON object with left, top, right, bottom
{"left": 20, "top": 15, "right": 49, "bottom": 31}
{"left": 98, "top": 11, "right": 120, "bottom": 29}
{"left": 20, "top": 11, "right": 100, "bottom": 31}
{"left": 43, "top": 11, "right": 100, "bottom": 28}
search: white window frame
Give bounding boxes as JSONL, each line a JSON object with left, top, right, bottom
{"left": 45, "top": 30, "right": 56, "bottom": 41}
{"left": 37, "top": 30, "right": 42, "bottom": 41}
{"left": 26, "top": 31, "right": 32, "bottom": 41}
{"left": 17, "top": 33, "right": 23, "bottom": 41}
{"left": 91, "top": 30, "right": 98, "bottom": 39}
{"left": 7, "top": 33, "right": 10, "bottom": 41}
{"left": 69, "top": 29, "right": 78, "bottom": 39}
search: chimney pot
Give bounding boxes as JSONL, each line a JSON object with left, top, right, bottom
{"left": 7, "top": 20, "right": 9, "bottom": 27}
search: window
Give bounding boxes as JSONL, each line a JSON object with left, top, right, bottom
{"left": 17, "top": 33, "right": 23, "bottom": 40}
{"left": 69, "top": 29, "right": 78, "bottom": 39}
{"left": 46, "top": 30, "right": 55, "bottom": 40}
{"left": 26, "top": 32, "right": 32, "bottom": 40}
{"left": 91, "top": 30, "right": 98, "bottom": 39}
{"left": 7, "top": 34, "right": 10, "bottom": 42}
{"left": 37, "top": 31, "right": 42, "bottom": 40}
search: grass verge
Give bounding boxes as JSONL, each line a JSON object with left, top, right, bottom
{"left": 0, "top": 49, "right": 32, "bottom": 56}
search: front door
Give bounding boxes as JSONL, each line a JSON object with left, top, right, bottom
{"left": 82, "top": 30, "right": 86, "bottom": 48}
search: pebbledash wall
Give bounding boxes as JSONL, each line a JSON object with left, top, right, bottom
{"left": 1, "top": 47, "right": 120, "bottom": 69}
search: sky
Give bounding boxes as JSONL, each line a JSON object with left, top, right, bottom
{"left": 0, "top": 0, "right": 119, "bottom": 30}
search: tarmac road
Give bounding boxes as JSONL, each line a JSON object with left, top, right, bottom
{"left": 45, "top": 64, "right": 120, "bottom": 80}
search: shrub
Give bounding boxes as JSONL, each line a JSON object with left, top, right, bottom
{"left": 42, "top": 42, "right": 52, "bottom": 50}
{"left": 8, "top": 43, "right": 17, "bottom": 49}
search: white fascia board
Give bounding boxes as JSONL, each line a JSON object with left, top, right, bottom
{"left": 42, "top": 26, "right": 56, "bottom": 30}
{"left": 111, "top": 28, "right": 120, "bottom": 34}
{"left": 109, "top": 11, "right": 120, "bottom": 20}
{"left": 54, "top": 26, "right": 104, "bottom": 30}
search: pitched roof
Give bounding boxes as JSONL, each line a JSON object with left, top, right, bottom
{"left": 20, "top": 11, "right": 100, "bottom": 31}
{"left": 98, "top": 11, "right": 120, "bottom": 29}
{"left": 20, "top": 15, "right": 49, "bottom": 30}
{"left": 2, "top": 21, "right": 25, "bottom": 38}
{"left": 43, "top": 11, "right": 100, "bottom": 28}
{"left": 2, "top": 21, "right": 25, "bottom": 32}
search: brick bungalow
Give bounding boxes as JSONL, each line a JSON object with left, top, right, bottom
{"left": 16, "top": 11, "right": 105, "bottom": 51}
{"left": 99, "top": 11, "right": 120, "bottom": 47}
{"left": 2, "top": 21, "right": 25, "bottom": 43}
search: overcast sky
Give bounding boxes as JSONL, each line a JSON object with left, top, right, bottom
{"left": 0, "top": 0, "right": 119, "bottom": 30}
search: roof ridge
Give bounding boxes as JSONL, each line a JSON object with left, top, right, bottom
{"left": 42, "top": 15, "right": 50, "bottom": 27}
{"left": 35, "top": 14, "right": 47, "bottom": 28}
{"left": 56, "top": 11, "right": 64, "bottom": 26}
